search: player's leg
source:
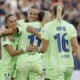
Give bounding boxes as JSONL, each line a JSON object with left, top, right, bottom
{"left": 17, "top": 70, "right": 29, "bottom": 80}
{"left": 14, "top": 55, "right": 30, "bottom": 80}
{"left": 14, "top": 66, "right": 29, "bottom": 80}
{"left": 29, "top": 54, "right": 44, "bottom": 80}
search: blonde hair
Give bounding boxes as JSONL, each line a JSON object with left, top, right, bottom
{"left": 56, "top": 3, "right": 63, "bottom": 21}
{"left": 51, "top": 3, "right": 63, "bottom": 21}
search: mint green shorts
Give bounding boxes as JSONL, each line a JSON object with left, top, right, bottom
{"left": 14, "top": 53, "right": 43, "bottom": 80}
{"left": 46, "top": 67, "right": 73, "bottom": 80}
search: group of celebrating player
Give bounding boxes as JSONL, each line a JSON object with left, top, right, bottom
{"left": 0, "top": 2, "right": 80, "bottom": 80}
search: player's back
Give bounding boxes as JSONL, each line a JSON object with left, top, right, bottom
{"left": 43, "top": 19, "right": 77, "bottom": 69}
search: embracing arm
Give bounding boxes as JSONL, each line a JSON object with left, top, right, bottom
{"left": 5, "top": 44, "right": 37, "bottom": 56}
{"left": 38, "top": 38, "right": 48, "bottom": 53}
{"left": 27, "top": 26, "right": 41, "bottom": 39}
{"left": 0, "top": 27, "right": 17, "bottom": 37}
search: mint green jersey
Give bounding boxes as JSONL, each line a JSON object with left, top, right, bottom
{"left": 17, "top": 21, "right": 42, "bottom": 63}
{"left": 0, "top": 22, "right": 22, "bottom": 80}
{"left": 15, "top": 22, "right": 43, "bottom": 80}
{"left": 0, "top": 37, "right": 18, "bottom": 80}
{"left": 16, "top": 21, "right": 42, "bottom": 67}
{"left": 41, "top": 19, "right": 77, "bottom": 69}
{"left": 18, "top": 21, "right": 41, "bottom": 49}
{"left": 17, "top": 20, "right": 24, "bottom": 23}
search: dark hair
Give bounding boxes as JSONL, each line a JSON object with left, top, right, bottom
{"left": 51, "top": 4, "right": 64, "bottom": 17}
{"left": 5, "top": 14, "right": 15, "bottom": 23}
{"left": 5, "top": 14, "right": 15, "bottom": 28}
{"left": 0, "top": 1, "right": 5, "bottom": 5}
{"left": 38, "top": 11, "right": 45, "bottom": 22}
{"left": 0, "top": 9, "right": 6, "bottom": 15}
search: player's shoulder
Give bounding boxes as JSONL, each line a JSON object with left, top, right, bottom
{"left": 17, "top": 19, "right": 24, "bottom": 23}
{"left": 17, "top": 20, "right": 25, "bottom": 25}
{"left": 17, "top": 20, "right": 25, "bottom": 27}
{"left": 63, "top": 20, "right": 73, "bottom": 26}
{"left": 31, "top": 21, "right": 41, "bottom": 26}
{"left": 43, "top": 20, "right": 53, "bottom": 27}
{"left": 28, "top": 21, "right": 41, "bottom": 28}
{"left": 63, "top": 20, "right": 75, "bottom": 28}
{"left": 45, "top": 19, "right": 62, "bottom": 27}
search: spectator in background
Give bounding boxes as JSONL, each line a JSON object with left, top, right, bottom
{"left": 5, "top": 2, "right": 12, "bottom": 13}
{"left": 0, "top": 0, "right": 5, "bottom": 9}
{"left": 18, "top": 0, "right": 33, "bottom": 16}
{"left": 31, "top": 0, "right": 41, "bottom": 6}
{"left": 0, "top": 9, "right": 6, "bottom": 27}
{"left": 41, "top": 0, "right": 52, "bottom": 11}
{"left": 5, "top": 0, "right": 18, "bottom": 13}
{"left": 17, "top": 0, "right": 41, "bottom": 18}
{"left": 16, "top": 10, "right": 25, "bottom": 20}
{"left": 76, "top": 1, "right": 80, "bottom": 14}
{"left": 63, "top": 3, "right": 78, "bottom": 23}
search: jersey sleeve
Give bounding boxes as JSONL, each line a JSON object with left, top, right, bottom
{"left": 70, "top": 24, "right": 77, "bottom": 38}
{"left": 17, "top": 21, "right": 24, "bottom": 35}
{"left": 17, "top": 25, "right": 23, "bottom": 35}
{"left": 2, "top": 37, "right": 12, "bottom": 46}
{"left": 41, "top": 24, "right": 49, "bottom": 40}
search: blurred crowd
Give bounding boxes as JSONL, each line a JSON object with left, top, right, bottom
{"left": 0, "top": 0, "right": 80, "bottom": 69}
{"left": 0, "top": 0, "right": 80, "bottom": 27}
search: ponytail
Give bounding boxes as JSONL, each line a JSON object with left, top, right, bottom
{"left": 56, "top": 3, "right": 63, "bottom": 21}
{"left": 51, "top": 0, "right": 64, "bottom": 21}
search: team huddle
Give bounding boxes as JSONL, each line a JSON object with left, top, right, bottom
{"left": 0, "top": 2, "right": 80, "bottom": 80}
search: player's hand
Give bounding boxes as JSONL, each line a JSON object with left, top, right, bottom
{"left": 27, "top": 26, "right": 41, "bottom": 38}
{"left": 11, "top": 26, "right": 17, "bottom": 33}
{"left": 26, "top": 45, "right": 38, "bottom": 52}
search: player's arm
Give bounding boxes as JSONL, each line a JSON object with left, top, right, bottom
{"left": 27, "top": 26, "right": 48, "bottom": 53}
{"left": 27, "top": 26, "right": 41, "bottom": 39}
{"left": 71, "top": 37, "right": 80, "bottom": 60}
{"left": 27, "top": 24, "right": 49, "bottom": 53}
{"left": 38, "top": 24, "right": 49, "bottom": 53}
{"left": 0, "top": 27, "right": 17, "bottom": 37}
{"left": 70, "top": 24, "right": 80, "bottom": 60}
{"left": 4, "top": 44, "right": 37, "bottom": 56}
{"left": 38, "top": 38, "right": 48, "bottom": 53}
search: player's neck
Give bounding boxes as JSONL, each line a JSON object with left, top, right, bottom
{"left": 56, "top": 16, "right": 62, "bottom": 22}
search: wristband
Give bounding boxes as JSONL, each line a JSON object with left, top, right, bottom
{"left": 22, "top": 47, "right": 27, "bottom": 53}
